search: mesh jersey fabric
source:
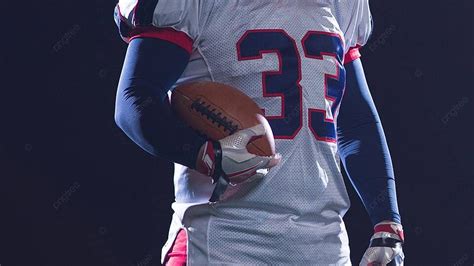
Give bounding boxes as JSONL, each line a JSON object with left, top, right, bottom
{"left": 115, "top": 1, "right": 373, "bottom": 265}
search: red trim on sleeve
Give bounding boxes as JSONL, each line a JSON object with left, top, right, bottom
{"left": 344, "top": 46, "right": 362, "bottom": 64}
{"left": 129, "top": 27, "right": 193, "bottom": 54}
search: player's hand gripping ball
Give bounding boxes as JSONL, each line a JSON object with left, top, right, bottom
{"left": 360, "top": 221, "right": 405, "bottom": 266}
{"left": 171, "top": 81, "right": 281, "bottom": 201}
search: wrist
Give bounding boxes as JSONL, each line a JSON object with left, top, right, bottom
{"left": 195, "top": 140, "right": 222, "bottom": 183}
{"left": 373, "top": 221, "right": 404, "bottom": 242}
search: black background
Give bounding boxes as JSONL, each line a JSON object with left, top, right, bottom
{"left": 1, "top": 1, "right": 473, "bottom": 265}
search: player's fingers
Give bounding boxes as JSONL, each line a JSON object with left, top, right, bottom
{"left": 358, "top": 256, "right": 370, "bottom": 266}
{"left": 360, "top": 247, "right": 402, "bottom": 266}
{"left": 253, "top": 153, "right": 281, "bottom": 170}
{"left": 239, "top": 124, "right": 266, "bottom": 144}
{"left": 266, "top": 153, "right": 281, "bottom": 168}
{"left": 227, "top": 156, "right": 268, "bottom": 182}
{"left": 227, "top": 153, "right": 280, "bottom": 185}
{"left": 257, "top": 153, "right": 281, "bottom": 169}
{"left": 242, "top": 171, "right": 266, "bottom": 184}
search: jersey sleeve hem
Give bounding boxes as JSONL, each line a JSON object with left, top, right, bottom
{"left": 128, "top": 27, "right": 194, "bottom": 54}
{"left": 344, "top": 46, "right": 361, "bottom": 65}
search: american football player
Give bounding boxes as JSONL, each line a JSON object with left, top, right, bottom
{"left": 113, "top": 1, "right": 404, "bottom": 265}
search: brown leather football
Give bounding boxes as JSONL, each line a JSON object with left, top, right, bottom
{"left": 171, "top": 81, "right": 275, "bottom": 156}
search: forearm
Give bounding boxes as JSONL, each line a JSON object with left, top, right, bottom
{"left": 115, "top": 38, "right": 206, "bottom": 167}
{"left": 337, "top": 59, "right": 401, "bottom": 225}
{"left": 338, "top": 119, "right": 401, "bottom": 224}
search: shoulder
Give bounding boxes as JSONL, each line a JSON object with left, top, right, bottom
{"left": 332, "top": 0, "right": 372, "bottom": 54}
{"left": 114, "top": 0, "right": 209, "bottom": 48}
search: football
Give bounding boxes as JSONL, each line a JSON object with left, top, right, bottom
{"left": 171, "top": 81, "right": 275, "bottom": 156}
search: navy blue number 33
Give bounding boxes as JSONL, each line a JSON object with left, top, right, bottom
{"left": 237, "top": 30, "right": 345, "bottom": 143}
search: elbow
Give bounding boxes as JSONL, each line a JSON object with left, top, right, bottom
{"left": 114, "top": 102, "right": 130, "bottom": 135}
{"left": 114, "top": 85, "right": 139, "bottom": 135}
{"left": 113, "top": 100, "right": 158, "bottom": 156}
{"left": 114, "top": 108, "right": 124, "bottom": 131}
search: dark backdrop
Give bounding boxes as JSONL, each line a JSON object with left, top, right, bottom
{"left": 1, "top": 1, "right": 472, "bottom": 265}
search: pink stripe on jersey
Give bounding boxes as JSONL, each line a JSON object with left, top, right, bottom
{"left": 164, "top": 229, "right": 188, "bottom": 266}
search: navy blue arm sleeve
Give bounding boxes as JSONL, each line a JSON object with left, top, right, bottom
{"left": 337, "top": 58, "right": 401, "bottom": 225}
{"left": 115, "top": 38, "right": 206, "bottom": 167}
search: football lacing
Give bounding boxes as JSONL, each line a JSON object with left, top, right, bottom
{"left": 191, "top": 99, "right": 239, "bottom": 134}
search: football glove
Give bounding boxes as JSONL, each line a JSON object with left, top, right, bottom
{"left": 360, "top": 221, "right": 405, "bottom": 266}
{"left": 196, "top": 124, "right": 281, "bottom": 202}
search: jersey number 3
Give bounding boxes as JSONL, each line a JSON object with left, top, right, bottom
{"left": 237, "top": 30, "right": 345, "bottom": 143}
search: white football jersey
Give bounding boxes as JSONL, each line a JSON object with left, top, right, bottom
{"left": 116, "top": 1, "right": 372, "bottom": 264}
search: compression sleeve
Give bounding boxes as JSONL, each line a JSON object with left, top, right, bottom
{"left": 337, "top": 58, "right": 401, "bottom": 225}
{"left": 115, "top": 37, "right": 206, "bottom": 167}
